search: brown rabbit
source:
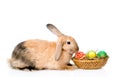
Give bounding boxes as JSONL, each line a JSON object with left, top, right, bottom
{"left": 9, "top": 24, "right": 79, "bottom": 70}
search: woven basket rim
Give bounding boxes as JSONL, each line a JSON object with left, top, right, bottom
{"left": 72, "top": 57, "right": 109, "bottom": 62}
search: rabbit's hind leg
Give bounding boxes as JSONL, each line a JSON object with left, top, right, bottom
{"left": 9, "top": 59, "right": 29, "bottom": 70}
{"left": 9, "top": 59, "right": 39, "bottom": 71}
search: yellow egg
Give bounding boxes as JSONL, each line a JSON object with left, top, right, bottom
{"left": 86, "top": 50, "right": 97, "bottom": 59}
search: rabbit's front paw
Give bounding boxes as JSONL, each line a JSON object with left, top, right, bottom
{"left": 64, "top": 65, "right": 78, "bottom": 70}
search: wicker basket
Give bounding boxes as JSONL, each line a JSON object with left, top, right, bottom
{"left": 72, "top": 57, "right": 109, "bottom": 69}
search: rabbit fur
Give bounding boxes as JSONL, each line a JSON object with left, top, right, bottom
{"left": 9, "top": 24, "right": 79, "bottom": 70}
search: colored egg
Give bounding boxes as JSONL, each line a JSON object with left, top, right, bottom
{"left": 97, "top": 51, "right": 108, "bottom": 58}
{"left": 86, "top": 50, "right": 97, "bottom": 59}
{"left": 75, "top": 51, "right": 85, "bottom": 59}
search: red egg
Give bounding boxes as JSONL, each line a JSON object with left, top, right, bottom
{"left": 75, "top": 51, "right": 85, "bottom": 59}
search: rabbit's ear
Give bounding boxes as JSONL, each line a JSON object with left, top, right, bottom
{"left": 47, "top": 24, "right": 63, "bottom": 37}
{"left": 54, "top": 38, "right": 63, "bottom": 61}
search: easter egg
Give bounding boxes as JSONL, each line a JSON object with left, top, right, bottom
{"left": 86, "top": 50, "right": 97, "bottom": 59}
{"left": 75, "top": 52, "right": 85, "bottom": 59}
{"left": 97, "top": 51, "right": 108, "bottom": 58}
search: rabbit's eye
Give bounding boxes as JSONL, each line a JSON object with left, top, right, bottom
{"left": 67, "top": 41, "right": 71, "bottom": 45}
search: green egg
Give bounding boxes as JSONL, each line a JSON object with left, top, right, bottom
{"left": 97, "top": 51, "right": 108, "bottom": 58}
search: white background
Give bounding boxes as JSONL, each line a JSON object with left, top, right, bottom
{"left": 0, "top": 0, "right": 120, "bottom": 77}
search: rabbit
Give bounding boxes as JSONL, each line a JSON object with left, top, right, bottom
{"left": 9, "top": 24, "right": 79, "bottom": 70}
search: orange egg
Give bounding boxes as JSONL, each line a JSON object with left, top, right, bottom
{"left": 75, "top": 51, "right": 85, "bottom": 59}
